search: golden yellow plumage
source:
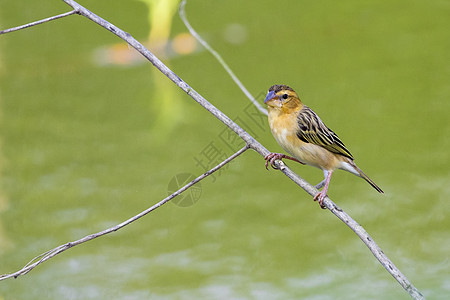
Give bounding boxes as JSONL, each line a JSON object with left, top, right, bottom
{"left": 264, "top": 84, "right": 383, "bottom": 208}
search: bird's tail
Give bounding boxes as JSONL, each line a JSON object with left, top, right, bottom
{"left": 348, "top": 160, "right": 384, "bottom": 194}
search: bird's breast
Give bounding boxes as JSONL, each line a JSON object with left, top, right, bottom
{"left": 268, "top": 109, "right": 302, "bottom": 153}
{"left": 268, "top": 109, "right": 342, "bottom": 170}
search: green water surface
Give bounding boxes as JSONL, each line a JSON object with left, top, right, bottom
{"left": 0, "top": 0, "right": 449, "bottom": 299}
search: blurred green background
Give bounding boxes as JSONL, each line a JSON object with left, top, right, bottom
{"left": 1, "top": 0, "right": 449, "bottom": 299}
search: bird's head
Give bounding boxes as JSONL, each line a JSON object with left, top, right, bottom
{"left": 264, "top": 85, "right": 302, "bottom": 110}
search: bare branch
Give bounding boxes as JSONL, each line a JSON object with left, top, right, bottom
{"left": 277, "top": 165, "right": 424, "bottom": 299}
{"left": 179, "top": 0, "right": 267, "bottom": 115}
{"left": 0, "top": 146, "right": 249, "bottom": 281}
{"left": 60, "top": 0, "right": 261, "bottom": 154}
{"left": 0, "top": 10, "right": 77, "bottom": 35}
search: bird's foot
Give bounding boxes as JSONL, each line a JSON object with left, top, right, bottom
{"left": 313, "top": 191, "right": 327, "bottom": 209}
{"left": 265, "top": 153, "right": 284, "bottom": 170}
{"left": 264, "top": 153, "right": 304, "bottom": 170}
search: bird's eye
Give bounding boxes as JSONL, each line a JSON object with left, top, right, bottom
{"left": 282, "top": 93, "right": 288, "bottom": 99}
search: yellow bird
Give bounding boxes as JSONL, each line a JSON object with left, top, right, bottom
{"left": 264, "top": 84, "right": 383, "bottom": 208}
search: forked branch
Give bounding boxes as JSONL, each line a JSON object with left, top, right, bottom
{"left": 0, "top": 146, "right": 249, "bottom": 280}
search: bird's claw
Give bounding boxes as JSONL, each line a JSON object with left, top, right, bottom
{"left": 264, "top": 153, "right": 283, "bottom": 170}
{"left": 313, "top": 191, "right": 327, "bottom": 209}
{"left": 264, "top": 153, "right": 304, "bottom": 170}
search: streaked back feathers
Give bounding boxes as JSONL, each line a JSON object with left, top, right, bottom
{"left": 296, "top": 106, "right": 353, "bottom": 159}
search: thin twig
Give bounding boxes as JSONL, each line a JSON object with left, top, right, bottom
{"left": 0, "top": 10, "right": 77, "bottom": 35}
{"left": 0, "top": 146, "right": 249, "bottom": 280}
{"left": 179, "top": 0, "right": 267, "bottom": 115}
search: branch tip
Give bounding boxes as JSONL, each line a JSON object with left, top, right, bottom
{"left": 0, "top": 10, "right": 77, "bottom": 35}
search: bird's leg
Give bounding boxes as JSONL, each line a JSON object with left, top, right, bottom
{"left": 315, "top": 179, "right": 326, "bottom": 189}
{"left": 315, "top": 169, "right": 331, "bottom": 189}
{"left": 264, "top": 153, "right": 305, "bottom": 170}
{"left": 313, "top": 170, "right": 333, "bottom": 209}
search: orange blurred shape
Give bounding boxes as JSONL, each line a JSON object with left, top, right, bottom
{"left": 172, "top": 33, "right": 196, "bottom": 55}
{"left": 109, "top": 44, "right": 136, "bottom": 65}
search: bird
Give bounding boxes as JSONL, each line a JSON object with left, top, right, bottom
{"left": 263, "top": 84, "right": 383, "bottom": 208}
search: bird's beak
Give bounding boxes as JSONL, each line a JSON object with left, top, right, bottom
{"left": 264, "top": 90, "right": 282, "bottom": 108}
{"left": 264, "top": 90, "right": 277, "bottom": 104}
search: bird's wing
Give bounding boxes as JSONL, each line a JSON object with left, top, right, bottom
{"left": 296, "top": 106, "right": 353, "bottom": 159}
